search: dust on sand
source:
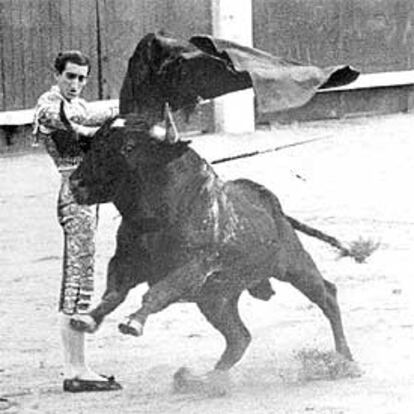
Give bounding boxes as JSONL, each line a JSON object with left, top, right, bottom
{"left": 1, "top": 113, "right": 413, "bottom": 413}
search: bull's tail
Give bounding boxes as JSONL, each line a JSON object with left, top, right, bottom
{"left": 229, "top": 178, "right": 377, "bottom": 263}
{"left": 285, "top": 215, "right": 350, "bottom": 257}
{"left": 286, "top": 215, "right": 380, "bottom": 263}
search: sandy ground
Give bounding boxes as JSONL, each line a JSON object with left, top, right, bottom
{"left": 0, "top": 113, "right": 413, "bottom": 413}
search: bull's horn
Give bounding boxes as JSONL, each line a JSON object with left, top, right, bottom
{"left": 164, "top": 102, "right": 180, "bottom": 143}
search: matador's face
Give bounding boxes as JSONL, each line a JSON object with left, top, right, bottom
{"left": 55, "top": 62, "right": 89, "bottom": 101}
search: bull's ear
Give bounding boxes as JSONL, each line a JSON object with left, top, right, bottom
{"left": 164, "top": 102, "right": 180, "bottom": 143}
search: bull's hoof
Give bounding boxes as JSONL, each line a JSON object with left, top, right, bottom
{"left": 118, "top": 318, "right": 143, "bottom": 337}
{"left": 70, "top": 314, "right": 98, "bottom": 333}
{"left": 173, "top": 367, "right": 229, "bottom": 397}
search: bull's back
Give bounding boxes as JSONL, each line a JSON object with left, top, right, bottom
{"left": 224, "top": 178, "right": 287, "bottom": 236}
{"left": 220, "top": 179, "right": 284, "bottom": 251}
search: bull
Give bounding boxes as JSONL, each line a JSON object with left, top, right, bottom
{"left": 65, "top": 32, "right": 361, "bottom": 388}
{"left": 68, "top": 117, "right": 353, "bottom": 368}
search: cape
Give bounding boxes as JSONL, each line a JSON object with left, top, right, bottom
{"left": 119, "top": 33, "right": 359, "bottom": 121}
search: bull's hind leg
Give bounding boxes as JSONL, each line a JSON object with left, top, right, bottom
{"left": 197, "top": 286, "right": 251, "bottom": 371}
{"left": 173, "top": 288, "right": 249, "bottom": 396}
{"left": 286, "top": 251, "right": 353, "bottom": 360}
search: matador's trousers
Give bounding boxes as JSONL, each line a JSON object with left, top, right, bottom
{"left": 57, "top": 171, "right": 96, "bottom": 315}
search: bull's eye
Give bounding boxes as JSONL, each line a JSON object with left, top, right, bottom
{"left": 122, "top": 142, "right": 135, "bottom": 155}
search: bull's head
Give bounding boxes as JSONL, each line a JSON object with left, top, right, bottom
{"left": 69, "top": 107, "right": 186, "bottom": 206}
{"left": 69, "top": 120, "right": 131, "bottom": 205}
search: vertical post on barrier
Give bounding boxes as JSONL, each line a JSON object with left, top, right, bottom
{"left": 211, "top": 0, "right": 255, "bottom": 133}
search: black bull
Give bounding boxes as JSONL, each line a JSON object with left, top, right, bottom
{"left": 67, "top": 31, "right": 359, "bottom": 375}
{"left": 69, "top": 120, "right": 353, "bottom": 373}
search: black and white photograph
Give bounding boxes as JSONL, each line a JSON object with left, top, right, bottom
{"left": 0, "top": 1, "right": 413, "bottom": 413}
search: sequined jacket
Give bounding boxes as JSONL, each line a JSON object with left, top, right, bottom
{"left": 33, "top": 85, "right": 117, "bottom": 172}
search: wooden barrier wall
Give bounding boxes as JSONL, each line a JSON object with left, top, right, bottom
{"left": 0, "top": 0, "right": 100, "bottom": 110}
{"left": 2, "top": 0, "right": 414, "bottom": 112}
{"left": 253, "top": 0, "right": 414, "bottom": 72}
{"left": 0, "top": 0, "right": 211, "bottom": 112}
{"left": 1, "top": 0, "right": 414, "bottom": 134}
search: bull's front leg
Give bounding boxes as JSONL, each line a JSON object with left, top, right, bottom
{"left": 71, "top": 253, "right": 144, "bottom": 333}
{"left": 118, "top": 257, "right": 209, "bottom": 337}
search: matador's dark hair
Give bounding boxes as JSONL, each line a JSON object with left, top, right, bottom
{"left": 54, "top": 50, "right": 91, "bottom": 74}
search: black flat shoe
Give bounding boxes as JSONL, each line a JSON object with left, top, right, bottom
{"left": 63, "top": 375, "right": 122, "bottom": 392}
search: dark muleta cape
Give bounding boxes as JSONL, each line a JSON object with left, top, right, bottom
{"left": 119, "top": 33, "right": 359, "bottom": 122}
